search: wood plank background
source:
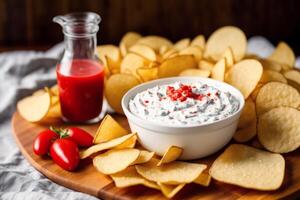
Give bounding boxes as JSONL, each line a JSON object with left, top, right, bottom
{"left": 0, "top": 0, "right": 300, "bottom": 53}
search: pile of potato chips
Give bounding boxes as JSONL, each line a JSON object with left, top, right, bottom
{"left": 17, "top": 85, "right": 61, "bottom": 123}
{"left": 81, "top": 115, "right": 210, "bottom": 198}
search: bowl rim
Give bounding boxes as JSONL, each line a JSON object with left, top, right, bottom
{"left": 121, "top": 77, "right": 245, "bottom": 130}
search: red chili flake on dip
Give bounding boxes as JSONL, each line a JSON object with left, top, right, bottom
{"left": 166, "top": 84, "right": 205, "bottom": 102}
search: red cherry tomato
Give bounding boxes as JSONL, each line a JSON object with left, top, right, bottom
{"left": 33, "top": 130, "right": 59, "bottom": 156}
{"left": 50, "top": 138, "right": 80, "bottom": 171}
{"left": 66, "top": 127, "right": 93, "bottom": 147}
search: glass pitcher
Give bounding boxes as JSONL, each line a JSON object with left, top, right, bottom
{"left": 53, "top": 12, "right": 104, "bottom": 123}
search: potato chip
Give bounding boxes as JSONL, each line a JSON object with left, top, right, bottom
{"left": 93, "top": 148, "right": 140, "bottom": 174}
{"left": 258, "top": 107, "right": 300, "bottom": 153}
{"left": 159, "top": 45, "right": 170, "bottom": 55}
{"left": 260, "top": 70, "right": 287, "bottom": 84}
{"left": 137, "top": 36, "right": 172, "bottom": 51}
{"left": 45, "top": 103, "right": 62, "bottom": 119}
{"left": 129, "top": 44, "right": 157, "bottom": 61}
{"left": 115, "top": 135, "right": 137, "bottom": 149}
{"left": 238, "top": 98, "right": 256, "bottom": 129}
{"left": 105, "top": 55, "right": 121, "bottom": 74}
{"left": 17, "top": 90, "right": 51, "bottom": 122}
{"left": 222, "top": 47, "right": 234, "bottom": 68}
{"left": 211, "top": 58, "right": 226, "bottom": 81}
{"left": 250, "top": 83, "right": 264, "bottom": 101}
{"left": 119, "top": 42, "right": 128, "bottom": 58}
{"left": 32, "top": 89, "right": 46, "bottom": 97}
{"left": 158, "top": 55, "right": 197, "bottom": 78}
{"left": 132, "top": 150, "right": 155, "bottom": 165}
{"left": 97, "top": 45, "right": 121, "bottom": 63}
{"left": 204, "top": 26, "right": 247, "bottom": 61}
{"left": 80, "top": 133, "right": 136, "bottom": 159}
{"left": 136, "top": 160, "right": 206, "bottom": 184}
{"left": 111, "top": 166, "right": 160, "bottom": 190}
{"left": 179, "top": 69, "right": 210, "bottom": 78}
{"left": 120, "top": 53, "right": 149, "bottom": 77}
{"left": 162, "top": 48, "right": 178, "bottom": 60}
{"left": 210, "top": 144, "right": 285, "bottom": 190}
{"left": 268, "top": 41, "right": 295, "bottom": 68}
{"left": 198, "top": 60, "right": 214, "bottom": 71}
{"left": 193, "top": 173, "right": 211, "bottom": 186}
{"left": 225, "top": 59, "right": 263, "bottom": 98}
{"left": 105, "top": 74, "right": 140, "bottom": 114}
{"left": 244, "top": 53, "right": 260, "bottom": 60}
{"left": 174, "top": 38, "right": 190, "bottom": 51}
{"left": 284, "top": 70, "right": 300, "bottom": 92}
{"left": 179, "top": 46, "right": 202, "bottom": 61}
{"left": 256, "top": 82, "right": 300, "bottom": 115}
{"left": 136, "top": 67, "right": 158, "bottom": 82}
{"left": 234, "top": 120, "right": 257, "bottom": 143}
{"left": 50, "top": 85, "right": 59, "bottom": 96}
{"left": 191, "top": 34, "right": 205, "bottom": 50}
{"left": 157, "top": 146, "right": 183, "bottom": 166}
{"left": 120, "top": 32, "right": 142, "bottom": 49}
{"left": 93, "top": 115, "right": 129, "bottom": 144}
{"left": 157, "top": 182, "right": 185, "bottom": 199}
{"left": 258, "top": 58, "right": 282, "bottom": 72}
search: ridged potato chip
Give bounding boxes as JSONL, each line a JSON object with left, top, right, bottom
{"left": 17, "top": 90, "right": 52, "bottom": 122}
{"left": 174, "top": 38, "right": 190, "bottom": 51}
{"left": 210, "top": 144, "right": 285, "bottom": 190}
{"left": 129, "top": 44, "right": 157, "bottom": 61}
{"left": 191, "top": 34, "right": 205, "bottom": 50}
{"left": 258, "top": 107, "right": 300, "bottom": 153}
{"left": 157, "top": 146, "right": 183, "bottom": 166}
{"left": 111, "top": 166, "right": 160, "bottom": 189}
{"left": 179, "top": 69, "right": 210, "bottom": 78}
{"left": 260, "top": 70, "right": 287, "bottom": 84}
{"left": 93, "top": 114, "right": 129, "bottom": 144}
{"left": 238, "top": 98, "right": 256, "bottom": 129}
{"left": 256, "top": 82, "right": 300, "bottom": 115}
{"left": 120, "top": 53, "right": 149, "bottom": 77}
{"left": 80, "top": 133, "right": 136, "bottom": 159}
{"left": 234, "top": 120, "right": 257, "bottom": 143}
{"left": 225, "top": 59, "right": 263, "bottom": 99}
{"left": 284, "top": 70, "right": 300, "bottom": 92}
{"left": 205, "top": 26, "right": 247, "bottom": 61}
{"left": 105, "top": 74, "right": 140, "bottom": 114}
{"left": 136, "top": 159, "right": 206, "bottom": 184}
{"left": 179, "top": 46, "right": 203, "bottom": 61}
{"left": 158, "top": 55, "right": 197, "bottom": 78}
{"left": 211, "top": 58, "right": 226, "bottom": 81}
{"left": 93, "top": 148, "right": 140, "bottom": 174}
{"left": 158, "top": 182, "right": 185, "bottom": 199}
{"left": 268, "top": 42, "right": 295, "bottom": 68}
{"left": 137, "top": 36, "right": 172, "bottom": 51}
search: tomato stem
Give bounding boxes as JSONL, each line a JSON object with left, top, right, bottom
{"left": 50, "top": 126, "right": 69, "bottom": 139}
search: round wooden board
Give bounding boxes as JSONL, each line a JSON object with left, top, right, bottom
{"left": 11, "top": 111, "right": 300, "bottom": 200}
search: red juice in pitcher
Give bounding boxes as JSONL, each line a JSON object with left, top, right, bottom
{"left": 53, "top": 12, "right": 104, "bottom": 122}
{"left": 56, "top": 59, "right": 104, "bottom": 122}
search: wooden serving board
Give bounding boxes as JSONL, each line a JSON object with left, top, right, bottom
{"left": 11, "top": 111, "right": 300, "bottom": 200}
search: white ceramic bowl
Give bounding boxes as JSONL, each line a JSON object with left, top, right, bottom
{"left": 122, "top": 77, "right": 244, "bottom": 160}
